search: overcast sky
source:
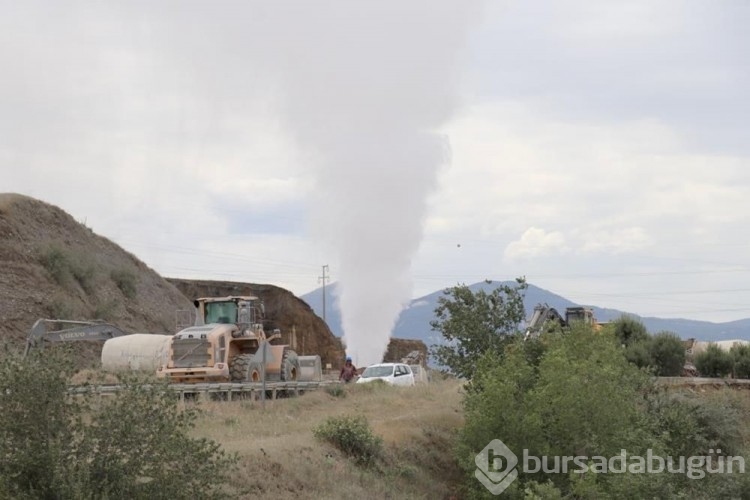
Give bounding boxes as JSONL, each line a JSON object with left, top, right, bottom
{"left": 3, "top": 1, "right": 749, "bottom": 323}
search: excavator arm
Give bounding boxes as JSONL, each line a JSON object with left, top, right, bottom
{"left": 24, "top": 319, "right": 131, "bottom": 357}
{"left": 524, "top": 304, "right": 565, "bottom": 340}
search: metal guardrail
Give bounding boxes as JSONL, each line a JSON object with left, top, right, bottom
{"left": 656, "top": 377, "right": 750, "bottom": 387}
{"left": 69, "top": 379, "right": 339, "bottom": 400}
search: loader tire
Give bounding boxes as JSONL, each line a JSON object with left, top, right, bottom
{"left": 230, "top": 354, "right": 265, "bottom": 382}
{"left": 280, "top": 348, "right": 300, "bottom": 382}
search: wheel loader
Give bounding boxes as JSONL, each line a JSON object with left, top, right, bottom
{"left": 157, "top": 296, "right": 300, "bottom": 383}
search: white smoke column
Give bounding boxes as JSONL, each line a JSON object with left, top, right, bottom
{"left": 261, "top": 2, "right": 480, "bottom": 366}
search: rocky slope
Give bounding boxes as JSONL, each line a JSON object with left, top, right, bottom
{"left": 0, "top": 193, "right": 193, "bottom": 347}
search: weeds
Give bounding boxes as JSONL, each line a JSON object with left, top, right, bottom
{"left": 39, "top": 245, "right": 96, "bottom": 293}
{"left": 93, "top": 300, "right": 118, "bottom": 320}
{"left": 111, "top": 269, "right": 137, "bottom": 299}
{"left": 47, "top": 296, "right": 75, "bottom": 319}
{"left": 325, "top": 384, "right": 346, "bottom": 398}
{"left": 313, "top": 415, "right": 383, "bottom": 466}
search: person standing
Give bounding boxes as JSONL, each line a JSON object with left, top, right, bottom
{"left": 339, "top": 356, "right": 358, "bottom": 383}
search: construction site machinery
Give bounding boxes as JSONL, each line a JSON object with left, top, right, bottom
{"left": 157, "top": 296, "right": 301, "bottom": 383}
{"left": 524, "top": 304, "right": 601, "bottom": 340}
{"left": 24, "top": 319, "right": 131, "bottom": 357}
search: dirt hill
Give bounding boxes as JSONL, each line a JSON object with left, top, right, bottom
{"left": 0, "top": 193, "right": 193, "bottom": 347}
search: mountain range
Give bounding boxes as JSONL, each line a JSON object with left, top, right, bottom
{"left": 300, "top": 281, "right": 750, "bottom": 346}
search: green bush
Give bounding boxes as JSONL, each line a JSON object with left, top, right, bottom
{"left": 625, "top": 338, "right": 653, "bottom": 370}
{"left": 695, "top": 344, "right": 733, "bottom": 378}
{"left": 611, "top": 315, "right": 649, "bottom": 347}
{"left": 456, "top": 325, "right": 750, "bottom": 498}
{"left": 730, "top": 344, "right": 750, "bottom": 379}
{"left": 93, "top": 300, "right": 118, "bottom": 320}
{"left": 313, "top": 415, "right": 383, "bottom": 466}
{"left": 39, "top": 245, "right": 97, "bottom": 293}
{"left": 47, "top": 296, "right": 76, "bottom": 319}
{"left": 0, "top": 348, "right": 237, "bottom": 498}
{"left": 649, "top": 331, "right": 686, "bottom": 376}
{"left": 325, "top": 384, "right": 346, "bottom": 398}
{"left": 41, "top": 245, "right": 74, "bottom": 286}
{"left": 111, "top": 269, "right": 137, "bottom": 299}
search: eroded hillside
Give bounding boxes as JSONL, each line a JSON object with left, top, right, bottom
{"left": 0, "top": 193, "right": 193, "bottom": 345}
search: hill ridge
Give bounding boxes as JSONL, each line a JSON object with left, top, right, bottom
{"left": 300, "top": 281, "right": 750, "bottom": 344}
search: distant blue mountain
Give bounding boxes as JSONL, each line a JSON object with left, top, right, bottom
{"left": 300, "top": 281, "right": 750, "bottom": 345}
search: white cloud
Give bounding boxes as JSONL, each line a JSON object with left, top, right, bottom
{"left": 577, "top": 227, "right": 653, "bottom": 255}
{"left": 504, "top": 227, "right": 568, "bottom": 260}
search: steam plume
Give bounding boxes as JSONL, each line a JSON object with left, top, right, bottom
{"left": 261, "top": 2, "right": 480, "bottom": 365}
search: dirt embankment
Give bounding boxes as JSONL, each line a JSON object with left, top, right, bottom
{"left": 384, "top": 338, "right": 428, "bottom": 364}
{"left": 0, "top": 193, "right": 193, "bottom": 346}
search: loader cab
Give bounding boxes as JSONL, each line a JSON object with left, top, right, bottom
{"left": 194, "top": 296, "right": 264, "bottom": 326}
{"left": 565, "top": 307, "right": 595, "bottom": 326}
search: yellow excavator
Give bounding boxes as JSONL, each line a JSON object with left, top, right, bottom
{"left": 524, "top": 303, "right": 602, "bottom": 340}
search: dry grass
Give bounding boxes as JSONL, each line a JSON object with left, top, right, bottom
{"left": 191, "top": 379, "right": 465, "bottom": 499}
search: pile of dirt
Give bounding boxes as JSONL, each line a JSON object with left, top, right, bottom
{"left": 0, "top": 194, "right": 193, "bottom": 348}
{"left": 383, "top": 338, "right": 428, "bottom": 364}
{"left": 167, "top": 278, "right": 345, "bottom": 368}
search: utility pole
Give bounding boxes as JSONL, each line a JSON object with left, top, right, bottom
{"left": 318, "top": 265, "right": 330, "bottom": 323}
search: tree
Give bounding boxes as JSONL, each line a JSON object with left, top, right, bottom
{"left": 458, "top": 325, "right": 657, "bottom": 498}
{"left": 694, "top": 344, "right": 733, "bottom": 378}
{"left": 430, "top": 278, "right": 527, "bottom": 378}
{"left": 649, "top": 331, "right": 686, "bottom": 376}
{"left": 611, "top": 315, "right": 649, "bottom": 347}
{"left": 624, "top": 338, "right": 654, "bottom": 370}
{"left": 458, "top": 326, "right": 750, "bottom": 499}
{"left": 730, "top": 344, "right": 750, "bottom": 379}
{"left": 0, "top": 347, "right": 237, "bottom": 499}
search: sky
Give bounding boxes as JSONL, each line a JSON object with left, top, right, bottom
{"left": 2, "top": 1, "right": 749, "bottom": 324}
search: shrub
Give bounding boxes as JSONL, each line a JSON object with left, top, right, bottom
{"left": 649, "top": 332, "right": 686, "bottom": 376}
{"left": 457, "top": 324, "right": 750, "bottom": 498}
{"left": 611, "top": 315, "right": 649, "bottom": 347}
{"left": 47, "top": 296, "right": 76, "bottom": 319}
{"left": 313, "top": 415, "right": 383, "bottom": 466}
{"left": 325, "top": 384, "right": 346, "bottom": 398}
{"left": 625, "top": 339, "right": 653, "bottom": 370}
{"left": 111, "top": 269, "right": 137, "bottom": 299}
{"left": 40, "top": 245, "right": 74, "bottom": 286}
{"left": 0, "top": 348, "right": 237, "bottom": 498}
{"left": 695, "top": 344, "right": 733, "bottom": 378}
{"left": 351, "top": 378, "right": 389, "bottom": 393}
{"left": 39, "top": 245, "right": 97, "bottom": 293}
{"left": 93, "top": 300, "right": 118, "bottom": 320}
{"left": 730, "top": 344, "right": 750, "bottom": 379}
